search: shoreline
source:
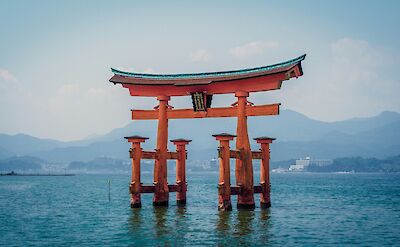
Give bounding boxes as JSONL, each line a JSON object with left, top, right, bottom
{"left": 0, "top": 173, "right": 75, "bottom": 176}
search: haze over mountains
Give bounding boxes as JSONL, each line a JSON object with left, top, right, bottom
{"left": 0, "top": 109, "right": 399, "bottom": 163}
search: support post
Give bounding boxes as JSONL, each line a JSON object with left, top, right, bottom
{"left": 171, "top": 138, "right": 191, "bottom": 206}
{"left": 153, "top": 95, "right": 170, "bottom": 206}
{"left": 254, "top": 136, "right": 275, "bottom": 208}
{"left": 125, "top": 135, "right": 149, "bottom": 208}
{"left": 235, "top": 91, "right": 255, "bottom": 209}
{"left": 213, "top": 133, "right": 236, "bottom": 211}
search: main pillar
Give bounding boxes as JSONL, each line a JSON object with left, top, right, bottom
{"left": 213, "top": 133, "right": 236, "bottom": 211}
{"left": 153, "top": 95, "right": 170, "bottom": 206}
{"left": 171, "top": 138, "right": 191, "bottom": 206}
{"left": 254, "top": 136, "right": 275, "bottom": 208}
{"left": 235, "top": 91, "right": 255, "bottom": 209}
{"left": 125, "top": 135, "right": 149, "bottom": 208}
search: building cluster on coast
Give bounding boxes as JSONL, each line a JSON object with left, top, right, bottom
{"left": 272, "top": 157, "right": 333, "bottom": 173}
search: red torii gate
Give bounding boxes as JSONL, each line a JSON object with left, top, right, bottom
{"left": 109, "top": 54, "right": 306, "bottom": 210}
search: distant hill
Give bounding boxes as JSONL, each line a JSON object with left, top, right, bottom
{"left": 307, "top": 155, "right": 400, "bottom": 173}
{"left": 0, "top": 134, "right": 66, "bottom": 157}
{"left": 0, "top": 156, "right": 45, "bottom": 172}
{"left": 68, "top": 157, "right": 130, "bottom": 173}
{"left": 0, "top": 110, "right": 399, "bottom": 163}
{"left": 33, "top": 139, "right": 130, "bottom": 163}
{"left": 267, "top": 120, "right": 400, "bottom": 160}
{"left": 0, "top": 146, "right": 11, "bottom": 160}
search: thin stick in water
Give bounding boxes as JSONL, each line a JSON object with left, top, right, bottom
{"left": 108, "top": 179, "right": 111, "bottom": 202}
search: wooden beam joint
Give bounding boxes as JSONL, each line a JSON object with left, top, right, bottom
{"left": 251, "top": 151, "right": 263, "bottom": 159}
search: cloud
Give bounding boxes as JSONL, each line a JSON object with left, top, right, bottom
{"left": 58, "top": 83, "right": 80, "bottom": 97}
{"left": 229, "top": 41, "right": 279, "bottom": 59}
{"left": 142, "top": 68, "right": 157, "bottom": 74}
{"left": 85, "top": 87, "right": 107, "bottom": 100}
{"left": 330, "top": 37, "right": 384, "bottom": 84}
{"left": 0, "top": 68, "right": 17, "bottom": 83}
{"left": 190, "top": 49, "right": 212, "bottom": 62}
{"left": 0, "top": 69, "right": 19, "bottom": 97}
{"left": 256, "top": 37, "right": 400, "bottom": 121}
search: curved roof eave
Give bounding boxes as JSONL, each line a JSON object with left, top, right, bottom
{"left": 110, "top": 54, "right": 306, "bottom": 81}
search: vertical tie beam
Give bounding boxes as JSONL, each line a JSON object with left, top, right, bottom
{"left": 125, "top": 135, "right": 149, "bottom": 208}
{"left": 235, "top": 91, "right": 255, "bottom": 209}
{"left": 254, "top": 136, "right": 275, "bottom": 208}
{"left": 171, "top": 139, "right": 192, "bottom": 206}
{"left": 213, "top": 133, "right": 236, "bottom": 211}
{"left": 153, "top": 95, "right": 170, "bottom": 206}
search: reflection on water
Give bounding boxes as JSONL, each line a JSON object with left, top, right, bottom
{"left": 235, "top": 210, "right": 255, "bottom": 236}
{"left": 129, "top": 206, "right": 189, "bottom": 245}
{"left": 128, "top": 208, "right": 141, "bottom": 231}
{"left": 260, "top": 208, "right": 270, "bottom": 221}
{"left": 175, "top": 206, "right": 186, "bottom": 220}
{"left": 232, "top": 210, "right": 255, "bottom": 246}
{"left": 103, "top": 173, "right": 400, "bottom": 246}
{"left": 216, "top": 211, "right": 231, "bottom": 234}
{"left": 128, "top": 205, "right": 272, "bottom": 245}
{"left": 153, "top": 207, "right": 168, "bottom": 238}
{"left": 259, "top": 209, "right": 272, "bottom": 244}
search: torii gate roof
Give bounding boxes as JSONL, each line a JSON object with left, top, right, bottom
{"left": 109, "top": 54, "right": 305, "bottom": 97}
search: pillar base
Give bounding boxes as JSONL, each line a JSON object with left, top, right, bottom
{"left": 130, "top": 202, "right": 142, "bottom": 208}
{"left": 260, "top": 202, "right": 271, "bottom": 209}
{"left": 177, "top": 199, "right": 186, "bottom": 206}
{"left": 153, "top": 201, "right": 169, "bottom": 207}
{"left": 218, "top": 203, "right": 232, "bottom": 211}
{"left": 237, "top": 203, "right": 255, "bottom": 210}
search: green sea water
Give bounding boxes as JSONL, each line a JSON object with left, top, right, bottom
{"left": 0, "top": 173, "right": 399, "bottom": 246}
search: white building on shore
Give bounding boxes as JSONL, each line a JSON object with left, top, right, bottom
{"left": 288, "top": 157, "right": 333, "bottom": 172}
{"left": 289, "top": 157, "right": 311, "bottom": 171}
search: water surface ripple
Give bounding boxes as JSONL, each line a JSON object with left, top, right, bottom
{"left": 0, "top": 173, "right": 399, "bottom": 246}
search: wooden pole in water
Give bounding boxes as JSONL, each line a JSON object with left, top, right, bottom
{"left": 171, "top": 139, "right": 191, "bottom": 206}
{"left": 213, "top": 133, "right": 236, "bottom": 211}
{"left": 235, "top": 91, "right": 255, "bottom": 209}
{"left": 153, "top": 95, "right": 170, "bottom": 206}
{"left": 125, "top": 135, "right": 149, "bottom": 208}
{"left": 108, "top": 179, "right": 111, "bottom": 202}
{"left": 254, "top": 136, "right": 275, "bottom": 208}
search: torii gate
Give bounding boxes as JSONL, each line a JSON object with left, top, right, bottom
{"left": 109, "top": 54, "right": 306, "bottom": 210}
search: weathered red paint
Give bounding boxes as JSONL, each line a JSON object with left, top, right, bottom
{"left": 125, "top": 136, "right": 149, "bottom": 208}
{"left": 254, "top": 137, "right": 275, "bottom": 208}
{"left": 213, "top": 133, "right": 236, "bottom": 211}
{"left": 122, "top": 74, "right": 285, "bottom": 97}
{"left": 171, "top": 139, "right": 191, "bottom": 205}
{"left": 235, "top": 92, "right": 255, "bottom": 209}
{"left": 153, "top": 95, "right": 170, "bottom": 206}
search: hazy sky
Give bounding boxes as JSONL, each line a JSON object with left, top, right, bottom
{"left": 1, "top": 0, "right": 399, "bottom": 141}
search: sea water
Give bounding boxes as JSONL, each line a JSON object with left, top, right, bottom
{"left": 0, "top": 173, "right": 399, "bottom": 246}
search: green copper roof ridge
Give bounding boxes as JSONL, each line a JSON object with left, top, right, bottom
{"left": 111, "top": 54, "right": 306, "bottom": 80}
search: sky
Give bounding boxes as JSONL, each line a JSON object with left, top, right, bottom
{"left": 0, "top": 0, "right": 399, "bottom": 141}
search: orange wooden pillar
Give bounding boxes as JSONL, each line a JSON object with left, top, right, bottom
{"left": 153, "top": 95, "right": 170, "bottom": 206}
{"left": 213, "top": 133, "right": 235, "bottom": 211}
{"left": 254, "top": 136, "right": 275, "bottom": 208}
{"left": 171, "top": 138, "right": 191, "bottom": 206}
{"left": 125, "top": 135, "right": 149, "bottom": 208}
{"left": 235, "top": 91, "right": 255, "bottom": 209}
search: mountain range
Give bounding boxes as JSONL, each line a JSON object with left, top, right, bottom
{"left": 0, "top": 109, "right": 399, "bottom": 163}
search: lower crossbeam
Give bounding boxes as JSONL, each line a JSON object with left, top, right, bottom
{"left": 230, "top": 185, "right": 263, "bottom": 195}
